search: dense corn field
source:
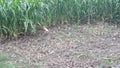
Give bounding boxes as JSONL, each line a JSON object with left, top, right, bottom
{"left": 0, "top": 0, "right": 120, "bottom": 38}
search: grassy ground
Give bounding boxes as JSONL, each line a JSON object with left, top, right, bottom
{"left": 0, "top": 51, "right": 17, "bottom": 68}
{"left": 0, "top": 23, "right": 120, "bottom": 68}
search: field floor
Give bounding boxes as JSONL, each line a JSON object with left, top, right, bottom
{"left": 0, "top": 23, "right": 120, "bottom": 68}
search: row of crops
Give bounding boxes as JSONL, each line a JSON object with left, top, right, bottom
{"left": 0, "top": 0, "right": 120, "bottom": 38}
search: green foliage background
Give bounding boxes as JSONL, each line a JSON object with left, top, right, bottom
{"left": 0, "top": 0, "right": 120, "bottom": 38}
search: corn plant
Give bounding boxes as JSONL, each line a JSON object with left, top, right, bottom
{"left": 0, "top": 0, "right": 120, "bottom": 39}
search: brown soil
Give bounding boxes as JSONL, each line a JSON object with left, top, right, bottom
{"left": 0, "top": 23, "right": 120, "bottom": 68}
